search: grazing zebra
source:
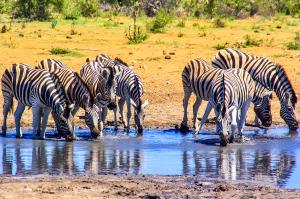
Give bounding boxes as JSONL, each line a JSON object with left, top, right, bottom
{"left": 1, "top": 63, "right": 75, "bottom": 140}
{"left": 181, "top": 59, "right": 272, "bottom": 133}
{"left": 80, "top": 59, "right": 118, "bottom": 136}
{"left": 207, "top": 68, "right": 272, "bottom": 146}
{"left": 36, "top": 59, "right": 101, "bottom": 138}
{"left": 95, "top": 54, "right": 149, "bottom": 134}
{"left": 212, "top": 48, "right": 298, "bottom": 130}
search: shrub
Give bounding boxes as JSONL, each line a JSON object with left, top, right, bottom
{"left": 77, "top": 0, "right": 99, "bottom": 17}
{"left": 244, "top": 35, "right": 261, "bottom": 47}
{"left": 103, "top": 20, "right": 119, "bottom": 28}
{"left": 147, "top": 9, "right": 173, "bottom": 33}
{"left": 125, "top": 26, "right": 148, "bottom": 44}
{"left": 213, "top": 18, "right": 226, "bottom": 28}
{"left": 287, "top": 32, "right": 300, "bottom": 50}
{"left": 49, "top": 48, "right": 70, "bottom": 55}
{"left": 177, "top": 19, "right": 185, "bottom": 27}
{"left": 51, "top": 19, "right": 58, "bottom": 29}
{"left": 213, "top": 43, "right": 228, "bottom": 50}
{"left": 64, "top": 8, "right": 80, "bottom": 20}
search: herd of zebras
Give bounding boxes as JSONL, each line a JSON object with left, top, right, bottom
{"left": 1, "top": 48, "right": 298, "bottom": 146}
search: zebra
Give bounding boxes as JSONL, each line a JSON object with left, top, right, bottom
{"left": 95, "top": 54, "right": 149, "bottom": 134}
{"left": 80, "top": 59, "right": 118, "bottom": 136}
{"left": 212, "top": 48, "right": 298, "bottom": 130}
{"left": 180, "top": 58, "right": 272, "bottom": 133}
{"left": 207, "top": 68, "right": 272, "bottom": 146}
{"left": 36, "top": 59, "right": 101, "bottom": 138}
{"left": 1, "top": 63, "right": 75, "bottom": 140}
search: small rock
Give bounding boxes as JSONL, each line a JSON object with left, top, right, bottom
{"left": 166, "top": 81, "right": 171, "bottom": 84}
{"left": 66, "top": 36, "right": 72, "bottom": 39}
{"left": 163, "top": 50, "right": 166, "bottom": 55}
{"left": 165, "top": 55, "right": 171, "bottom": 59}
{"left": 254, "top": 30, "right": 259, "bottom": 33}
{"left": 267, "top": 32, "right": 271, "bottom": 35}
{"left": 276, "top": 25, "right": 282, "bottom": 29}
{"left": 169, "top": 52, "right": 175, "bottom": 55}
{"left": 129, "top": 52, "right": 133, "bottom": 55}
{"left": 1, "top": 25, "right": 8, "bottom": 33}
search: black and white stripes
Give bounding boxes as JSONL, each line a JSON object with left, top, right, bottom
{"left": 212, "top": 48, "right": 298, "bottom": 130}
{"left": 1, "top": 63, "right": 75, "bottom": 140}
{"left": 95, "top": 54, "right": 148, "bottom": 134}
{"left": 37, "top": 59, "right": 101, "bottom": 138}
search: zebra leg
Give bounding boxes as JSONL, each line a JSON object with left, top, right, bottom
{"left": 230, "top": 107, "right": 238, "bottom": 143}
{"left": 118, "top": 98, "right": 126, "bottom": 127}
{"left": 238, "top": 100, "right": 251, "bottom": 142}
{"left": 254, "top": 115, "right": 261, "bottom": 127}
{"left": 36, "top": 108, "right": 43, "bottom": 137}
{"left": 2, "top": 95, "right": 13, "bottom": 136}
{"left": 125, "top": 98, "right": 131, "bottom": 133}
{"left": 192, "top": 97, "right": 202, "bottom": 130}
{"left": 101, "top": 107, "right": 108, "bottom": 126}
{"left": 98, "top": 107, "right": 104, "bottom": 137}
{"left": 112, "top": 106, "right": 118, "bottom": 130}
{"left": 14, "top": 102, "right": 26, "bottom": 138}
{"left": 39, "top": 107, "right": 51, "bottom": 140}
{"left": 32, "top": 103, "right": 42, "bottom": 139}
{"left": 196, "top": 102, "right": 213, "bottom": 134}
{"left": 181, "top": 89, "right": 192, "bottom": 128}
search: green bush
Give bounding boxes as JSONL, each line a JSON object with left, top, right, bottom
{"left": 50, "top": 48, "right": 70, "bottom": 55}
{"left": 64, "top": 8, "right": 80, "bottom": 20}
{"left": 51, "top": 19, "right": 58, "bottom": 29}
{"left": 125, "top": 25, "right": 148, "bottom": 44}
{"left": 213, "top": 43, "right": 228, "bottom": 50}
{"left": 78, "top": 0, "right": 99, "bottom": 17}
{"left": 147, "top": 9, "right": 173, "bottom": 33}
{"left": 177, "top": 19, "right": 185, "bottom": 27}
{"left": 287, "top": 32, "right": 300, "bottom": 50}
{"left": 244, "top": 35, "right": 261, "bottom": 47}
{"left": 213, "top": 18, "right": 226, "bottom": 28}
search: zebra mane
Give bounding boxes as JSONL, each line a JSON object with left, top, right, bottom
{"left": 221, "top": 73, "right": 226, "bottom": 117}
{"left": 276, "top": 64, "right": 297, "bottom": 103}
{"left": 114, "top": 57, "right": 128, "bottom": 67}
{"left": 73, "top": 71, "right": 94, "bottom": 105}
{"left": 49, "top": 72, "right": 70, "bottom": 106}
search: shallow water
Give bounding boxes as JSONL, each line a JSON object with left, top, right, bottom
{"left": 0, "top": 128, "right": 300, "bottom": 189}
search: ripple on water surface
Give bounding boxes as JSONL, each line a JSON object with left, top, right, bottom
{"left": 0, "top": 127, "right": 299, "bottom": 189}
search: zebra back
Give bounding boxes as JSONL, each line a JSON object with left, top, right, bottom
{"left": 212, "top": 48, "right": 297, "bottom": 105}
{"left": 37, "top": 59, "right": 94, "bottom": 109}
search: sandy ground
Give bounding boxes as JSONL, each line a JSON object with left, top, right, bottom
{"left": 0, "top": 175, "right": 300, "bottom": 199}
{"left": 0, "top": 16, "right": 299, "bottom": 130}
{"left": 0, "top": 16, "right": 300, "bottom": 197}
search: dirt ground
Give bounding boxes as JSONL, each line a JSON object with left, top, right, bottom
{"left": 0, "top": 175, "right": 299, "bottom": 199}
{"left": 0, "top": 16, "right": 300, "bottom": 197}
{"left": 0, "top": 16, "right": 299, "bottom": 130}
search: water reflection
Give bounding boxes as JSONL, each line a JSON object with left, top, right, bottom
{"left": 0, "top": 128, "right": 299, "bottom": 188}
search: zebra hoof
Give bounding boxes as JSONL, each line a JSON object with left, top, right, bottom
{"left": 1, "top": 127, "right": 7, "bottom": 137}
{"left": 220, "top": 133, "right": 228, "bottom": 147}
{"left": 179, "top": 123, "right": 189, "bottom": 133}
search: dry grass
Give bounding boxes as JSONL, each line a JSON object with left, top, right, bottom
{"left": 0, "top": 16, "right": 299, "bottom": 130}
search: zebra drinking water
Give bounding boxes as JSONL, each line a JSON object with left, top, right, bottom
{"left": 212, "top": 48, "right": 298, "bottom": 130}
{"left": 80, "top": 59, "right": 118, "bottom": 136}
{"left": 208, "top": 68, "right": 272, "bottom": 146}
{"left": 180, "top": 58, "right": 272, "bottom": 134}
{"left": 95, "top": 54, "right": 149, "bottom": 134}
{"left": 1, "top": 64, "right": 75, "bottom": 140}
{"left": 36, "top": 59, "right": 102, "bottom": 138}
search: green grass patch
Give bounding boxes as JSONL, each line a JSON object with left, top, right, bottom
{"left": 49, "top": 48, "right": 70, "bottom": 54}
{"left": 287, "top": 32, "right": 300, "bottom": 50}
{"left": 147, "top": 9, "right": 173, "bottom": 33}
{"left": 213, "top": 43, "right": 228, "bottom": 50}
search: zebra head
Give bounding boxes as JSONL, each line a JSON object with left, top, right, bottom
{"left": 133, "top": 100, "right": 149, "bottom": 134}
{"left": 82, "top": 94, "right": 101, "bottom": 138}
{"left": 280, "top": 92, "right": 298, "bottom": 130}
{"left": 52, "top": 103, "right": 75, "bottom": 141}
{"left": 253, "top": 89, "right": 273, "bottom": 127}
{"left": 97, "top": 67, "right": 118, "bottom": 109}
{"left": 215, "top": 103, "right": 230, "bottom": 147}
